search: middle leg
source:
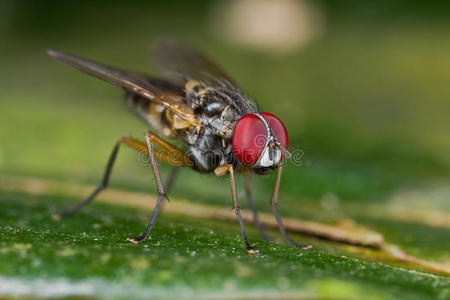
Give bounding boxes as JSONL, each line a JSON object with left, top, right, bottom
{"left": 128, "top": 131, "right": 190, "bottom": 243}
{"left": 244, "top": 172, "right": 273, "bottom": 241}
{"left": 165, "top": 167, "right": 180, "bottom": 194}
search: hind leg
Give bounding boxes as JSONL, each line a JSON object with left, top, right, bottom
{"left": 54, "top": 133, "right": 190, "bottom": 219}
{"left": 54, "top": 137, "right": 148, "bottom": 218}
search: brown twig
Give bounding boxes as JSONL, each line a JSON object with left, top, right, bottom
{"left": 1, "top": 174, "right": 449, "bottom": 275}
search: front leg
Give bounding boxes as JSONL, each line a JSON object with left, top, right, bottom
{"left": 215, "top": 165, "right": 259, "bottom": 254}
{"left": 270, "top": 164, "right": 312, "bottom": 250}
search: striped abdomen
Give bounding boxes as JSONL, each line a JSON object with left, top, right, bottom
{"left": 125, "top": 92, "right": 178, "bottom": 139}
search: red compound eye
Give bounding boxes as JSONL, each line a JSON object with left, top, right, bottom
{"left": 232, "top": 113, "right": 289, "bottom": 166}
{"left": 232, "top": 114, "right": 268, "bottom": 166}
{"left": 260, "top": 112, "right": 289, "bottom": 150}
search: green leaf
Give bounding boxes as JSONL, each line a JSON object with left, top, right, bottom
{"left": 0, "top": 190, "right": 449, "bottom": 299}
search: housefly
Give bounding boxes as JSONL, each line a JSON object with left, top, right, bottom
{"left": 48, "top": 43, "right": 311, "bottom": 253}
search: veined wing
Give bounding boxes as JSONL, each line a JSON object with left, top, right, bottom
{"left": 47, "top": 49, "right": 200, "bottom": 128}
{"left": 154, "top": 42, "right": 241, "bottom": 91}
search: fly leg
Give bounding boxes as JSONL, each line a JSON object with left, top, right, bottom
{"left": 53, "top": 137, "right": 149, "bottom": 219}
{"left": 127, "top": 131, "right": 190, "bottom": 243}
{"left": 158, "top": 166, "right": 180, "bottom": 215}
{"left": 215, "top": 165, "right": 259, "bottom": 254}
{"left": 164, "top": 167, "right": 180, "bottom": 194}
{"left": 244, "top": 172, "right": 273, "bottom": 241}
{"left": 54, "top": 132, "right": 190, "bottom": 244}
{"left": 270, "top": 164, "right": 312, "bottom": 249}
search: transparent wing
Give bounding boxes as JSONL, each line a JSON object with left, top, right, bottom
{"left": 47, "top": 49, "right": 199, "bottom": 124}
{"left": 154, "top": 42, "right": 241, "bottom": 91}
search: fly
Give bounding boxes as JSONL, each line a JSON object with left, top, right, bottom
{"left": 48, "top": 42, "right": 311, "bottom": 253}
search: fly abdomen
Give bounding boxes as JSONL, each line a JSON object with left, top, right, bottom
{"left": 126, "top": 92, "right": 149, "bottom": 114}
{"left": 125, "top": 92, "right": 176, "bottom": 138}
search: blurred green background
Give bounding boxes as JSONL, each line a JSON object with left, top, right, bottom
{"left": 1, "top": 0, "right": 449, "bottom": 197}
{"left": 0, "top": 0, "right": 449, "bottom": 299}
